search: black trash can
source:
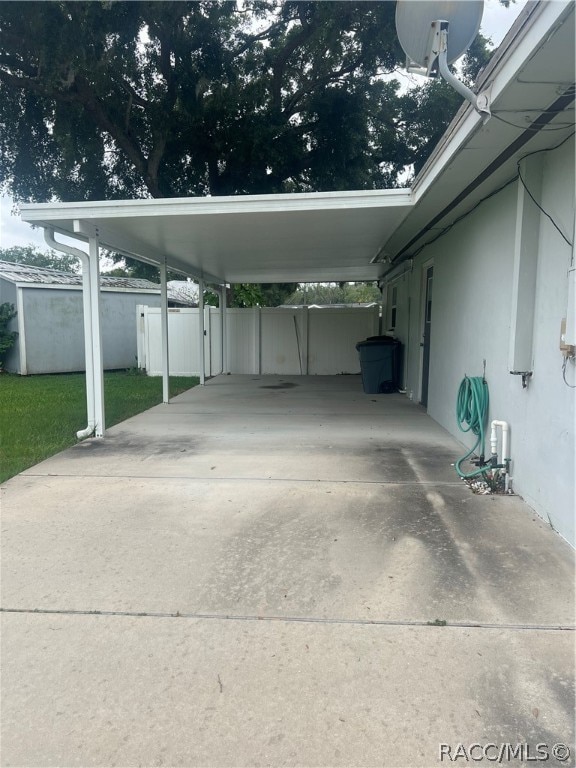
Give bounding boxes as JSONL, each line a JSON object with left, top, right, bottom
{"left": 356, "top": 337, "right": 400, "bottom": 394}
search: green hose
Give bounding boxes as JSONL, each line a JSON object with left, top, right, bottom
{"left": 455, "top": 376, "right": 490, "bottom": 479}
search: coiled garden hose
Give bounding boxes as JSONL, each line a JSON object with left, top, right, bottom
{"left": 455, "top": 376, "right": 490, "bottom": 479}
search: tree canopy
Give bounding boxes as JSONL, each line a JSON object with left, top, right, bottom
{"left": 0, "top": 1, "right": 492, "bottom": 206}
{"left": 0, "top": 244, "right": 78, "bottom": 272}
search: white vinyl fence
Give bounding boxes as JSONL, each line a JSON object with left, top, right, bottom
{"left": 137, "top": 305, "right": 379, "bottom": 376}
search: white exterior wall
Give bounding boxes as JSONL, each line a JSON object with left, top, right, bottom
{"left": 391, "top": 139, "right": 575, "bottom": 545}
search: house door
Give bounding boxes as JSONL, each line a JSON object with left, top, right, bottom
{"left": 420, "top": 264, "right": 433, "bottom": 407}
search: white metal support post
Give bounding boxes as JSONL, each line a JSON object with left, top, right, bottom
{"left": 220, "top": 286, "right": 227, "bottom": 374}
{"left": 81, "top": 256, "right": 95, "bottom": 433}
{"left": 160, "top": 259, "right": 170, "bottom": 403}
{"left": 88, "top": 236, "right": 105, "bottom": 437}
{"left": 198, "top": 278, "right": 205, "bottom": 385}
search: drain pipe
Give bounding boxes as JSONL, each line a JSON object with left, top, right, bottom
{"left": 44, "top": 228, "right": 96, "bottom": 439}
{"left": 490, "top": 420, "right": 511, "bottom": 491}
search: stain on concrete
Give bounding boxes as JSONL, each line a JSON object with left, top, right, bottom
{"left": 260, "top": 382, "right": 298, "bottom": 390}
{"left": 72, "top": 432, "right": 203, "bottom": 458}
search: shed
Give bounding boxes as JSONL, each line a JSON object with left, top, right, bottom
{"left": 0, "top": 261, "right": 194, "bottom": 374}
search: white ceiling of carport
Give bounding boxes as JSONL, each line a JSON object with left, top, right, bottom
{"left": 21, "top": 189, "right": 412, "bottom": 285}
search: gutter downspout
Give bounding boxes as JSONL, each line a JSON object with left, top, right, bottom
{"left": 44, "top": 228, "right": 96, "bottom": 439}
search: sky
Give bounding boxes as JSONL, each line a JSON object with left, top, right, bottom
{"left": 0, "top": 0, "right": 528, "bottom": 254}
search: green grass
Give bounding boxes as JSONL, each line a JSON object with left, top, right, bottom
{"left": 0, "top": 371, "right": 198, "bottom": 483}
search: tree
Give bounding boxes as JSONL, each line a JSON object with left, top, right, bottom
{"left": 0, "top": 1, "right": 494, "bottom": 205}
{"left": 0, "top": 302, "right": 18, "bottom": 369}
{"left": 287, "top": 281, "right": 381, "bottom": 305}
{"left": 0, "top": 2, "right": 498, "bottom": 297}
{"left": 0, "top": 245, "right": 78, "bottom": 272}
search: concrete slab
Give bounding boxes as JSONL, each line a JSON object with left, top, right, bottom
{"left": 2, "top": 614, "right": 574, "bottom": 768}
{"left": 1, "top": 476, "right": 573, "bottom": 626}
{"left": 22, "top": 377, "right": 463, "bottom": 483}
{"left": 2, "top": 375, "right": 574, "bottom": 766}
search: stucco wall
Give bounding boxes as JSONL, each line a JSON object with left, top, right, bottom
{"left": 392, "top": 138, "right": 575, "bottom": 545}
{"left": 20, "top": 288, "right": 161, "bottom": 374}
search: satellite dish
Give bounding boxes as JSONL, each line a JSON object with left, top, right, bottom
{"left": 396, "top": 1, "right": 484, "bottom": 70}
{"left": 395, "top": 0, "right": 490, "bottom": 117}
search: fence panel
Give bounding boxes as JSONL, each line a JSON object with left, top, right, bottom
{"left": 260, "top": 308, "right": 306, "bottom": 375}
{"left": 308, "top": 307, "right": 378, "bottom": 374}
{"left": 138, "top": 304, "right": 380, "bottom": 376}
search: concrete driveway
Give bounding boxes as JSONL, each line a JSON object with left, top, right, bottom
{"left": 1, "top": 375, "right": 574, "bottom": 767}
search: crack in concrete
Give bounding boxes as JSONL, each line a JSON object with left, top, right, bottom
{"left": 18, "top": 474, "right": 463, "bottom": 485}
{"left": 1, "top": 607, "right": 573, "bottom": 631}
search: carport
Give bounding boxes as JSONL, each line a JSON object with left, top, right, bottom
{"left": 8, "top": 185, "right": 576, "bottom": 767}
{"left": 9, "top": 2, "right": 575, "bottom": 760}
{"left": 21, "top": 188, "right": 412, "bottom": 437}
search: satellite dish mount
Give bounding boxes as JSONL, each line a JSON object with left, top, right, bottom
{"left": 396, "top": 2, "right": 491, "bottom": 119}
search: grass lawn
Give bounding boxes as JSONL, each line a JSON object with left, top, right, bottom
{"left": 0, "top": 371, "right": 198, "bottom": 483}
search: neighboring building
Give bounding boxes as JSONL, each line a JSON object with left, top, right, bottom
{"left": 0, "top": 261, "right": 195, "bottom": 374}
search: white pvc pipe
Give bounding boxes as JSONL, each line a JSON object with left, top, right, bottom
{"left": 44, "top": 228, "right": 96, "bottom": 439}
{"left": 490, "top": 420, "right": 510, "bottom": 466}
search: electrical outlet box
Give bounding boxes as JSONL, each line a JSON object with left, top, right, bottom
{"left": 560, "top": 318, "right": 575, "bottom": 357}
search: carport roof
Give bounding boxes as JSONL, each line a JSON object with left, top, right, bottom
{"left": 20, "top": 189, "right": 412, "bottom": 285}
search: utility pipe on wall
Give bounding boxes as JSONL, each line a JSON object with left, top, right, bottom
{"left": 490, "top": 419, "right": 511, "bottom": 491}
{"left": 44, "top": 228, "right": 96, "bottom": 439}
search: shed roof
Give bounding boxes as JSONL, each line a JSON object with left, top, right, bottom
{"left": 0, "top": 260, "right": 160, "bottom": 290}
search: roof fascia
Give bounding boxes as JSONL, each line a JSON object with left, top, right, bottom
{"left": 411, "top": 0, "right": 572, "bottom": 205}
{"left": 20, "top": 188, "right": 413, "bottom": 222}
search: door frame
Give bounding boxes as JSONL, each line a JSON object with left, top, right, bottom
{"left": 418, "top": 258, "right": 434, "bottom": 405}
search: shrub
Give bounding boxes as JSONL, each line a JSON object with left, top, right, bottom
{"left": 0, "top": 303, "right": 18, "bottom": 369}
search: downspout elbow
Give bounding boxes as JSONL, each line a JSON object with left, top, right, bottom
{"left": 44, "top": 228, "right": 89, "bottom": 268}
{"left": 76, "top": 425, "right": 95, "bottom": 440}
